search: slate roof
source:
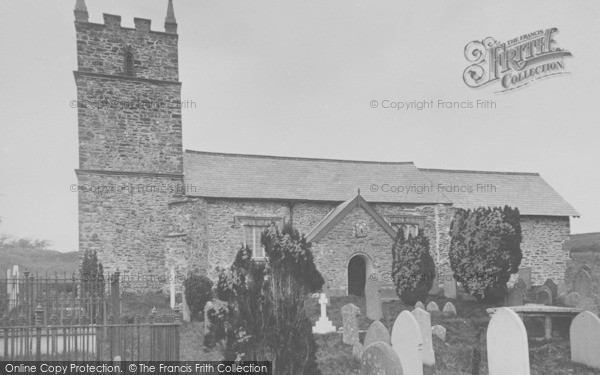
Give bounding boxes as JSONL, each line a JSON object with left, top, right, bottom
{"left": 420, "top": 169, "right": 579, "bottom": 217}
{"left": 184, "top": 151, "right": 450, "bottom": 204}
{"left": 183, "top": 150, "right": 579, "bottom": 217}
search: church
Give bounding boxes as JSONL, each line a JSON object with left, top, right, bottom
{"left": 73, "top": 1, "right": 579, "bottom": 295}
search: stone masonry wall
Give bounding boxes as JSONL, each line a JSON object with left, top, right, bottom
{"left": 75, "top": 75, "right": 182, "bottom": 174}
{"left": 77, "top": 172, "right": 184, "bottom": 291}
{"left": 292, "top": 202, "right": 336, "bottom": 235}
{"left": 204, "top": 199, "right": 291, "bottom": 280}
{"left": 311, "top": 205, "right": 396, "bottom": 295}
{"left": 519, "top": 216, "right": 570, "bottom": 284}
{"left": 75, "top": 18, "right": 179, "bottom": 81}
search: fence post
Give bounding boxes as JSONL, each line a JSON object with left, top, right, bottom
{"left": 110, "top": 272, "right": 120, "bottom": 318}
{"left": 35, "top": 303, "right": 43, "bottom": 361}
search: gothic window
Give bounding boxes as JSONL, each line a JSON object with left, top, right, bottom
{"left": 123, "top": 46, "right": 135, "bottom": 76}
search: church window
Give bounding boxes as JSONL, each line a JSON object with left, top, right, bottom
{"left": 123, "top": 46, "right": 135, "bottom": 76}
{"left": 244, "top": 225, "right": 266, "bottom": 259}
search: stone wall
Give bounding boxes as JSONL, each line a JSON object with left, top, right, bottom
{"left": 292, "top": 202, "right": 335, "bottom": 235}
{"left": 520, "top": 216, "right": 570, "bottom": 284}
{"left": 311, "top": 205, "right": 396, "bottom": 295}
{"left": 75, "top": 16, "right": 179, "bottom": 81}
{"left": 77, "top": 172, "right": 184, "bottom": 291}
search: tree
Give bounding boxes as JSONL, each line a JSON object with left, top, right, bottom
{"left": 391, "top": 228, "right": 436, "bottom": 305}
{"left": 79, "top": 249, "right": 104, "bottom": 297}
{"left": 183, "top": 270, "right": 213, "bottom": 321}
{"left": 204, "top": 223, "right": 324, "bottom": 374}
{"left": 448, "top": 206, "right": 522, "bottom": 303}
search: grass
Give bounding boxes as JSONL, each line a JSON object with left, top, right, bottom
{"left": 125, "top": 293, "right": 599, "bottom": 374}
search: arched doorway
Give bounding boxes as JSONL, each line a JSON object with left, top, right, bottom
{"left": 348, "top": 255, "right": 367, "bottom": 296}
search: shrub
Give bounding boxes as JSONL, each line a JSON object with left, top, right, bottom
{"left": 183, "top": 271, "right": 213, "bottom": 321}
{"left": 79, "top": 249, "right": 104, "bottom": 297}
{"left": 449, "top": 206, "right": 522, "bottom": 303}
{"left": 204, "top": 223, "right": 324, "bottom": 374}
{"left": 391, "top": 228, "right": 435, "bottom": 305}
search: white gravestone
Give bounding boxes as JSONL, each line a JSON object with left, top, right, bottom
{"left": 391, "top": 310, "right": 424, "bottom": 375}
{"left": 487, "top": 307, "right": 530, "bottom": 375}
{"left": 312, "top": 293, "right": 336, "bottom": 334}
{"left": 570, "top": 311, "right": 600, "bottom": 370}
{"left": 412, "top": 307, "right": 435, "bottom": 366}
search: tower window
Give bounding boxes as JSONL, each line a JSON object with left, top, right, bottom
{"left": 123, "top": 46, "right": 135, "bottom": 76}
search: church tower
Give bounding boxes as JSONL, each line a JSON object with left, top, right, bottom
{"left": 74, "top": 0, "right": 184, "bottom": 287}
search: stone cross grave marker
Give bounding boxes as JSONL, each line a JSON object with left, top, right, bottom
{"left": 391, "top": 310, "right": 424, "bottom": 375}
{"left": 342, "top": 303, "right": 361, "bottom": 345}
{"left": 487, "top": 307, "right": 530, "bottom": 375}
{"left": 570, "top": 310, "right": 600, "bottom": 370}
{"left": 360, "top": 342, "right": 403, "bottom": 375}
{"left": 412, "top": 307, "right": 435, "bottom": 366}
{"left": 506, "top": 288, "right": 525, "bottom": 307}
{"left": 364, "top": 320, "right": 390, "bottom": 347}
{"left": 365, "top": 277, "right": 383, "bottom": 321}
{"left": 312, "top": 293, "right": 336, "bottom": 334}
{"left": 518, "top": 268, "right": 532, "bottom": 290}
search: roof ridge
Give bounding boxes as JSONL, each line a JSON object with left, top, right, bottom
{"left": 185, "top": 149, "right": 415, "bottom": 165}
{"left": 419, "top": 168, "right": 540, "bottom": 176}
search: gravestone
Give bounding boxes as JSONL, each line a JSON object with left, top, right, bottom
{"left": 181, "top": 290, "right": 191, "bottom": 322}
{"left": 534, "top": 286, "right": 552, "bottom": 305}
{"left": 576, "top": 297, "right": 599, "bottom": 316}
{"left": 429, "top": 271, "right": 440, "bottom": 295}
{"left": 514, "top": 278, "right": 527, "bottom": 292}
{"left": 322, "top": 279, "right": 331, "bottom": 306}
{"left": 411, "top": 307, "right": 435, "bottom": 366}
{"left": 442, "top": 268, "right": 457, "bottom": 299}
{"left": 565, "top": 292, "right": 581, "bottom": 307}
{"left": 204, "top": 301, "right": 213, "bottom": 332}
{"left": 518, "top": 268, "right": 532, "bottom": 290}
{"left": 360, "top": 342, "right": 403, "bottom": 375}
{"left": 426, "top": 301, "right": 440, "bottom": 314}
{"left": 365, "top": 278, "right": 383, "bottom": 321}
{"left": 432, "top": 325, "right": 446, "bottom": 341}
{"left": 506, "top": 288, "right": 525, "bottom": 307}
{"left": 557, "top": 281, "right": 568, "bottom": 295}
{"left": 570, "top": 311, "right": 600, "bottom": 370}
{"left": 364, "top": 320, "right": 391, "bottom": 347}
{"left": 543, "top": 279, "right": 558, "bottom": 301}
{"left": 487, "top": 307, "right": 530, "bottom": 375}
{"left": 573, "top": 269, "right": 592, "bottom": 298}
{"left": 342, "top": 303, "right": 361, "bottom": 345}
{"left": 391, "top": 310, "right": 424, "bottom": 375}
{"left": 352, "top": 342, "right": 364, "bottom": 360}
{"left": 442, "top": 302, "right": 457, "bottom": 317}
{"left": 415, "top": 301, "right": 425, "bottom": 310}
{"left": 312, "top": 293, "right": 336, "bottom": 334}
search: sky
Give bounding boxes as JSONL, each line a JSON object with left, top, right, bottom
{"left": 0, "top": 0, "right": 599, "bottom": 252}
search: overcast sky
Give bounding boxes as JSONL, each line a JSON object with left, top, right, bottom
{"left": 1, "top": 0, "right": 599, "bottom": 252}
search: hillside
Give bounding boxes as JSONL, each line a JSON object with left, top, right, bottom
{"left": 563, "top": 232, "right": 600, "bottom": 253}
{"left": 0, "top": 245, "right": 79, "bottom": 277}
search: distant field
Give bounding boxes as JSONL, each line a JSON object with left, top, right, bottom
{"left": 0, "top": 245, "right": 79, "bottom": 276}
{"left": 563, "top": 232, "right": 600, "bottom": 253}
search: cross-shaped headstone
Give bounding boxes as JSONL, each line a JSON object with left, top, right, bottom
{"left": 313, "top": 293, "right": 336, "bottom": 334}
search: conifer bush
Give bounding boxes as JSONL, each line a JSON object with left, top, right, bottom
{"left": 449, "top": 206, "right": 522, "bottom": 303}
{"left": 391, "top": 228, "right": 436, "bottom": 305}
{"left": 183, "top": 270, "right": 213, "bottom": 321}
{"left": 204, "top": 223, "right": 324, "bottom": 374}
